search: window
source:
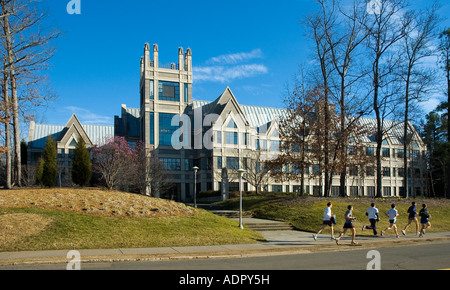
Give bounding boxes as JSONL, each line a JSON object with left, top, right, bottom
{"left": 226, "top": 157, "right": 239, "bottom": 170}
{"left": 366, "top": 166, "right": 375, "bottom": 176}
{"left": 150, "top": 80, "right": 154, "bottom": 99}
{"left": 397, "top": 149, "right": 404, "bottom": 158}
{"left": 349, "top": 166, "right": 358, "bottom": 176}
{"left": 366, "top": 147, "right": 375, "bottom": 156}
{"left": 383, "top": 167, "right": 391, "bottom": 177}
{"left": 270, "top": 140, "right": 280, "bottom": 152}
{"left": 312, "top": 164, "right": 321, "bottom": 175}
{"left": 185, "top": 159, "right": 191, "bottom": 171}
{"left": 382, "top": 148, "right": 390, "bottom": 158}
{"left": 293, "top": 185, "right": 302, "bottom": 194}
{"left": 331, "top": 186, "right": 340, "bottom": 196}
{"left": 159, "top": 81, "right": 180, "bottom": 101}
{"left": 161, "top": 158, "right": 181, "bottom": 171}
{"left": 367, "top": 186, "right": 375, "bottom": 196}
{"left": 383, "top": 186, "right": 391, "bottom": 196}
{"left": 149, "top": 112, "right": 154, "bottom": 145}
{"left": 227, "top": 119, "right": 237, "bottom": 128}
{"left": 225, "top": 132, "right": 238, "bottom": 145}
{"left": 350, "top": 186, "right": 359, "bottom": 196}
{"left": 216, "top": 131, "right": 222, "bottom": 144}
{"left": 242, "top": 133, "right": 248, "bottom": 146}
{"left": 217, "top": 156, "right": 222, "bottom": 169}
{"left": 272, "top": 185, "right": 282, "bottom": 192}
{"left": 184, "top": 83, "right": 189, "bottom": 103}
{"left": 159, "top": 113, "right": 178, "bottom": 146}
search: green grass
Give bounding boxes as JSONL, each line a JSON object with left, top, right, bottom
{"left": 0, "top": 207, "right": 263, "bottom": 252}
{"left": 216, "top": 194, "right": 450, "bottom": 236}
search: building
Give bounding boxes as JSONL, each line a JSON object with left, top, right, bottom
{"left": 27, "top": 114, "right": 114, "bottom": 186}
{"left": 27, "top": 43, "right": 428, "bottom": 200}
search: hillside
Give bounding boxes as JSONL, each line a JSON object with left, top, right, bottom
{"left": 0, "top": 188, "right": 197, "bottom": 218}
{"left": 0, "top": 188, "right": 262, "bottom": 252}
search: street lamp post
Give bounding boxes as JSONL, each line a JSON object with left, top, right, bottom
{"left": 237, "top": 168, "right": 246, "bottom": 229}
{"left": 193, "top": 166, "right": 199, "bottom": 208}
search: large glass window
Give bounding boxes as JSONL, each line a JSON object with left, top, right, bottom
{"left": 159, "top": 113, "right": 178, "bottom": 146}
{"left": 225, "top": 132, "right": 238, "bottom": 145}
{"left": 159, "top": 81, "right": 180, "bottom": 101}
{"left": 270, "top": 140, "right": 280, "bottom": 152}
{"left": 161, "top": 158, "right": 181, "bottom": 171}
{"left": 149, "top": 112, "right": 154, "bottom": 145}
{"left": 226, "top": 157, "right": 239, "bottom": 170}
{"left": 150, "top": 80, "right": 154, "bottom": 99}
{"left": 184, "top": 83, "right": 189, "bottom": 103}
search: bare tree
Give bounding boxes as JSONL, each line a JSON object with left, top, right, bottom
{"left": 398, "top": 3, "right": 440, "bottom": 197}
{"left": 0, "top": 0, "right": 59, "bottom": 187}
{"left": 364, "top": 0, "right": 411, "bottom": 197}
{"left": 92, "top": 137, "right": 134, "bottom": 190}
{"left": 243, "top": 150, "right": 271, "bottom": 195}
{"left": 325, "top": 0, "right": 373, "bottom": 196}
{"left": 132, "top": 142, "right": 173, "bottom": 196}
{"left": 304, "top": 0, "right": 337, "bottom": 196}
{"left": 438, "top": 28, "right": 450, "bottom": 198}
{"left": 1, "top": 64, "right": 11, "bottom": 188}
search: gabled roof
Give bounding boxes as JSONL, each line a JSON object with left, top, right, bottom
{"left": 28, "top": 115, "right": 114, "bottom": 149}
{"left": 58, "top": 114, "right": 94, "bottom": 147}
{"left": 196, "top": 87, "right": 250, "bottom": 127}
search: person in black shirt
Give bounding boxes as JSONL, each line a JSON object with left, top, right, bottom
{"left": 401, "top": 202, "right": 419, "bottom": 236}
{"left": 419, "top": 203, "right": 431, "bottom": 237}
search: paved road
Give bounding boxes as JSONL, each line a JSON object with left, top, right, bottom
{"left": 3, "top": 240, "right": 449, "bottom": 270}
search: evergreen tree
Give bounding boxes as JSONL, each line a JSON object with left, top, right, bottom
{"left": 72, "top": 138, "right": 92, "bottom": 187}
{"left": 36, "top": 157, "right": 44, "bottom": 186}
{"left": 42, "top": 136, "right": 57, "bottom": 187}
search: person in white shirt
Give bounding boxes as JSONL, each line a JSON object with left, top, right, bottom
{"left": 312, "top": 202, "right": 335, "bottom": 241}
{"left": 381, "top": 203, "right": 400, "bottom": 238}
{"left": 362, "top": 203, "right": 379, "bottom": 237}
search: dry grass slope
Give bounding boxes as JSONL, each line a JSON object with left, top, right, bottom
{"left": 0, "top": 188, "right": 198, "bottom": 218}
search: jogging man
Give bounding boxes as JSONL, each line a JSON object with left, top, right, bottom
{"left": 335, "top": 205, "right": 358, "bottom": 245}
{"left": 419, "top": 203, "right": 431, "bottom": 237}
{"left": 381, "top": 203, "right": 400, "bottom": 238}
{"left": 401, "top": 201, "right": 419, "bottom": 236}
{"left": 313, "top": 202, "right": 335, "bottom": 240}
{"left": 362, "top": 203, "right": 379, "bottom": 237}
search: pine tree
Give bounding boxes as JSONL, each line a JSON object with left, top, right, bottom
{"left": 42, "top": 136, "right": 57, "bottom": 187}
{"left": 36, "top": 157, "right": 44, "bottom": 186}
{"left": 72, "top": 138, "right": 92, "bottom": 187}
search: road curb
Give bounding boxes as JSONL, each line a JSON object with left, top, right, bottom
{"left": 1, "top": 234, "right": 449, "bottom": 267}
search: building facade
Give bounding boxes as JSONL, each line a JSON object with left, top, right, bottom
{"left": 28, "top": 43, "right": 428, "bottom": 200}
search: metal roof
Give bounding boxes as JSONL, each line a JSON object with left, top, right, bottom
{"left": 193, "top": 100, "right": 421, "bottom": 146}
{"left": 193, "top": 100, "right": 287, "bottom": 128}
{"left": 30, "top": 123, "right": 114, "bottom": 149}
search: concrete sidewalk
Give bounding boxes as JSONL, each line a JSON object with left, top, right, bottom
{"left": 1, "top": 218, "right": 450, "bottom": 266}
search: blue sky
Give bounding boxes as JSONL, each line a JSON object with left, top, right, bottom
{"left": 35, "top": 0, "right": 450, "bottom": 127}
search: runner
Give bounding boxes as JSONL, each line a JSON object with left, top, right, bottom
{"left": 335, "top": 205, "right": 358, "bottom": 245}
{"left": 381, "top": 203, "right": 400, "bottom": 238}
{"left": 362, "top": 203, "right": 379, "bottom": 237}
{"left": 313, "top": 202, "right": 335, "bottom": 240}
{"left": 401, "top": 201, "right": 419, "bottom": 236}
{"left": 419, "top": 203, "right": 431, "bottom": 237}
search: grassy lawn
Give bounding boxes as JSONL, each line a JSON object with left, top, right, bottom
{"left": 217, "top": 194, "right": 450, "bottom": 236}
{"left": 0, "top": 189, "right": 263, "bottom": 252}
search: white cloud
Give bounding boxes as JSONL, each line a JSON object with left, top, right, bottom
{"left": 65, "top": 106, "right": 113, "bottom": 125}
{"left": 208, "top": 49, "right": 264, "bottom": 65}
{"left": 194, "top": 64, "right": 268, "bottom": 83}
{"left": 194, "top": 49, "right": 268, "bottom": 83}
